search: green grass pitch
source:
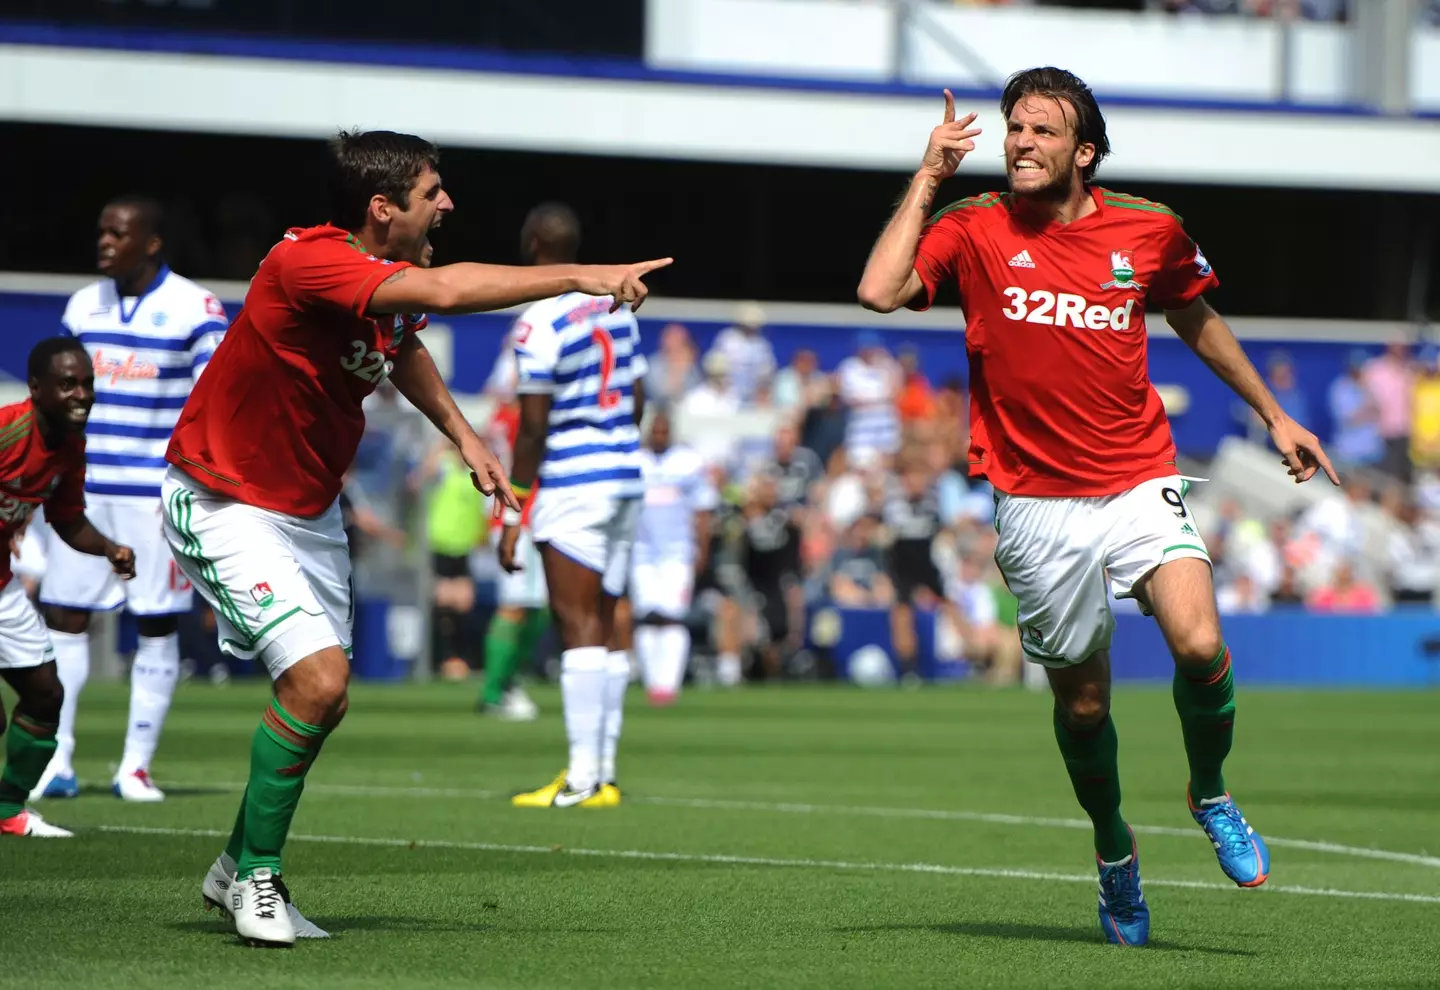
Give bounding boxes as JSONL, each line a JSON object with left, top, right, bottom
{"left": 4, "top": 679, "right": 1438, "bottom": 989}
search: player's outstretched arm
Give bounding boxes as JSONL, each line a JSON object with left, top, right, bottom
{"left": 49, "top": 515, "right": 136, "bottom": 577}
{"left": 858, "top": 89, "right": 980, "bottom": 313}
{"left": 389, "top": 334, "right": 520, "bottom": 511}
{"left": 368, "top": 259, "right": 674, "bottom": 317}
{"left": 1166, "top": 297, "right": 1340, "bottom": 486}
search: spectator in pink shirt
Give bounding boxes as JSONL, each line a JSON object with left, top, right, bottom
{"left": 1362, "top": 343, "right": 1416, "bottom": 483}
{"left": 1306, "top": 559, "right": 1383, "bottom": 614}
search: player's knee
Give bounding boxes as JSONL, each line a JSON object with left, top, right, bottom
{"left": 136, "top": 614, "right": 179, "bottom": 638}
{"left": 1058, "top": 691, "right": 1110, "bottom": 729}
{"left": 1170, "top": 626, "right": 1225, "bottom": 670}
{"left": 44, "top": 606, "right": 90, "bottom": 635}
{"left": 22, "top": 677, "right": 65, "bottom": 724}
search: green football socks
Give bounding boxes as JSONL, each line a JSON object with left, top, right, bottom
{"left": 1053, "top": 706, "right": 1133, "bottom": 863}
{"left": 482, "top": 609, "right": 549, "bottom": 706}
{"left": 0, "top": 712, "right": 58, "bottom": 819}
{"left": 232, "top": 699, "right": 330, "bottom": 879}
{"left": 1173, "top": 645, "right": 1235, "bottom": 803}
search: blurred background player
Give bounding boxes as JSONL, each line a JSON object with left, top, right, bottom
{"left": 479, "top": 393, "right": 545, "bottom": 721}
{"left": 632, "top": 407, "right": 717, "bottom": 705}
{"left": 32, "top": 196, "right": 227, "bottom": 803}
{"left": 507, "top": 202, "right": 648, "bottom": 808}
{"left": 883, "top": 449, "right": 946, "bottom": 685}
{"left": 161, "top": 135, "right": 669, "bottom": 947}
{"left": 859, "top": 67, "right": 1337, "bottom": 947}
{"left": 3, "top": 338, "right": 136, "bottom": 839}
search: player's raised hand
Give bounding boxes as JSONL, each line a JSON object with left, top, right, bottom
{"left": 919, "top": 90, "right": 982, "bottom": 182}
{"left": 107, "top": 542, "right": 136, "bottom": 580}
{"left": 1270, "top": 416, "right": 1341, "bottom": 486}
{"left": 577, "top": 258, "right": 674, "bottom": 313}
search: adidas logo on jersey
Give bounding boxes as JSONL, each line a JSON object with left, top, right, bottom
{"left": 1008, "top": 250, "right": 1037, "bottom": 269}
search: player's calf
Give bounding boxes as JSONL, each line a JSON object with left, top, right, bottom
{"left": 0, "top": 662, "right": 69, "bottom": 834}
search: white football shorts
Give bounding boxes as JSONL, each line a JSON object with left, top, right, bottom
{"left": 630, "top": 558, "right": 695, "bottom": 621}
{"left": 496, "top": 527, "right": 548, "bottom": 610}
{"left": 160, "top": 468, "right": 351, "bottom": 680}
{"left": 993, "top": 475, "right": 1211, "bottom": 668}
{"left": 40, "top": 493, "right": 193, "bottom": 616}
{"left": 0, "top": 578, "right": 56, "bottom": 670}
{"left": 530, "top": 490, "right": 641, "bottom": 598}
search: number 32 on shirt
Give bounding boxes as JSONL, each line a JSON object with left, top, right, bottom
{"left": 340, "top": 339, "right": 394, "bottom": 384}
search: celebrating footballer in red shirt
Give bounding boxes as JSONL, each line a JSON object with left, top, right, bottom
{"left": 159, "top": 130, "right": 673, "bottom": 948}
{"left": 0, "top": 338, "right": 135, "bottom": 841}
{"left": 859, "top": 66, "right": 1338, "bottom": 947}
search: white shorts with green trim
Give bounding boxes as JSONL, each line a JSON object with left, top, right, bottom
{"left": 161, "top": 467, "right": 352, "bottom": 681}
{"left": 495, "top": 527, "right": 548, "bottom": 609}
{"left": 993, "top": 475, "right": 1210, "bottom": 668}
{"left": 0, "top": 579, "right": 55, "bottom": 670}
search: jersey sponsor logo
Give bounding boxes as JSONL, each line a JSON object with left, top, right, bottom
{"left": 1007, "top": 249, "right": 1036, "bottom": 269}
{"left": 1100, "top": 250, "right": 1145, "bottom": 291}
{"left": 1192, "top": 243, "right": 1212, "bottom": 277}
{"left": 340, "top": 339, "right": 394, "bottom": 384}
{"left": 250, "top": 582, "right": 275, "bottom": 609}
{"left": 1001, "top": 287, "right": 1137, "bottom": 331}
{"left": 93, "top": 350, "right": 160, "bottom": 384}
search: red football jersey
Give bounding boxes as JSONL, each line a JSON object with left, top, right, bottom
{"left": 167, "top": 226, "right": 427, "bottom": 516}
{"left": 911, "top": 187, "right": 1218, "bottom": 497}
{"left": 0, "top": 400, "right": 86, "bottom": 590}
{"left": 487, "top": 401, "right": 536, "bottom": 527}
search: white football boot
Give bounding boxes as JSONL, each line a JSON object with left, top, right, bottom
{"left": 203, "top": 854, "right": 329, "bottom": 938}
{"left": 0, "top": 808, "right": 74, "bottom": 837}
{"left": 501, "top": 685, "right": 540, "bottom": 721}
{"left": 113, "top": 769, "right": 165, "bottom": 802}
{"left": 229, "top": 868, "right": 296, "bottom": 948}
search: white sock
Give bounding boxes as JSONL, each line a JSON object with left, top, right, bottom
{"left": 717, "top": 651, "right": 743, "bottom": 687}
{"left": 119, "top": 634, "right": 180, "bottom": 776}
{"left": 635, "top": 626, "right": 660, "bottom": 692}
{"left": 601, "top": 649, "right": 630, "bottom": 784}
{"left": 48, "top": 630, "right": 90, "bottom": 777}
{"left": 560, "top": 646, "right": 607, "bottom": 791}
{"left": 658, "top": 626, "right": 691, "bottom": 697}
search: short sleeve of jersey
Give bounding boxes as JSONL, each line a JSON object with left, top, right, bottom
{"left": 59, "top": 291, "right": 85, "bottom": 334}
{"left": 1150, "top": 217, "right": 1220, "bottom": 311}
{"left": 44, "top": 445, "right": 86, "bottom": 525}
{"left": 513, "top": 306, "right": 560, "bottom": 396}
{"left": 908, "top": 212, "right": 970, "bottom": 312}
{"left": 278, "top": 238, "right": 414, "bottom": 318}
{"left": 188, "top": 292, "right": 230, "bottom": 380}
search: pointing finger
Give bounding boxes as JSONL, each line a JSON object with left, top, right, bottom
{"left": 635, "top": 257, "right": 674, "bottom": 275}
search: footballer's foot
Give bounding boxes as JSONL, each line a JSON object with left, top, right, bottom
{"left": 502, "top": 685, "right": 539, "bottom": 720}
{"left": 29, "top": 767, "right": 78, "bottom": 801}
{"left": 1189, "top": 786, "right": 1270, "bottom": 887}
{"left": 512, "top": 772, "right": 610, "bottom": 808}
{"left": 597, "top": 782, "right": 623, "bottom": 807}
{"left": 203, "top": 854, "right": 329, "bottom": 938}
{"left": 646, "top": 688, "right": 677, "bottom": 707}
{"left": 113, "top": 768, "right": 165, "bottom": 802}
{"left": 1097, "top": 829, "right": 1149, "bottom": 946}
{"left": 0, "top": 808, "right": 74, "bottom": 837}
{"left": 231, "top": 868, "right": 296, "bottom": 948}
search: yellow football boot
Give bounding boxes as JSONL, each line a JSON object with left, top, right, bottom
{"left": 511, "top": 771, "right": 613, "bottom": 808}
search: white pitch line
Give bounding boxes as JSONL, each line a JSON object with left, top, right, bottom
{"left": 170, "top": 779, "right": 1440, "bottom": 871}
{"left": 93, "top": 824, "right": 1440, "bottom": 906}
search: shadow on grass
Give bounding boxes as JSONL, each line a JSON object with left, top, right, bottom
{"left": 837, "top": 921, "right": 1256, "bottom": 956}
